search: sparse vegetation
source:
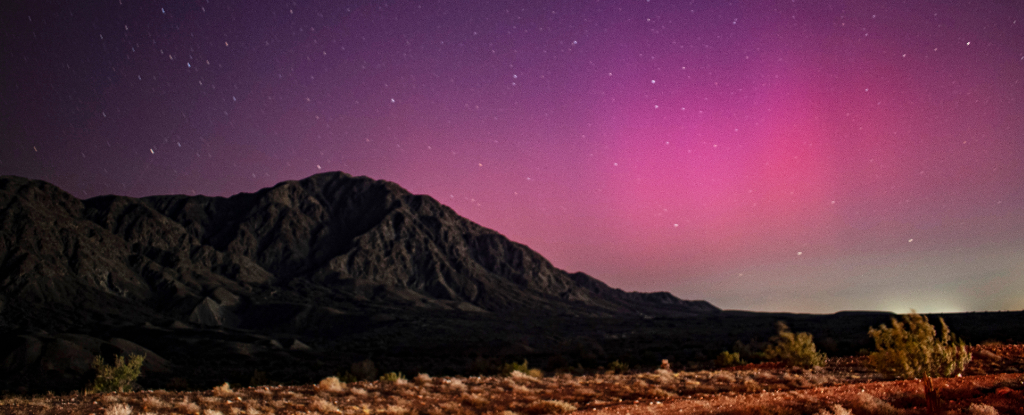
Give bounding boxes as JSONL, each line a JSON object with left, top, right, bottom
{"left": 413, "top": 373, "right": 432, "bottom": 384}
{"left": 763, "top": 322, "right": 827, "bottom": 368}
{"left": 868, "top": 311, "right": 972, "bottom": 379}
{"left": 89, "top": 354, "right": 146, "bottom": 393}
{"left": 524, "top": 399, "right": 577, "bottom": 414}
{"left": 716, "top": 350, "right": 746, "bottom": 367}
{"left": 502, "top": 359, "right": 543, "bottom": 377}
{"left": 105, "top": 403, "right": 133, "bottom": 415}
{"left": 606, "top": 360, "right": 629, "bottom": 374}
{"left": 501, "top": 359, "right": 530, "bottom": 375}
{"left": 379, "top": 371, "right": 407, "bottom": 382}
{"left": 211, "top": 382, "right": 232, "bottom": 396}
{"left": 1, "top": 340, "right": 1019, "bottom": 414}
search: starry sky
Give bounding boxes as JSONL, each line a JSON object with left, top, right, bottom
{"left": 3, "top": 1, "right": 1024, "bottom": 314}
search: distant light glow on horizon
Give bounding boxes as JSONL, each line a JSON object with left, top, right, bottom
{"left": 2, "top": 1, "right": 1023, "bottom": 313}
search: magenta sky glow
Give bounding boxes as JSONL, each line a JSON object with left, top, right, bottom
{"left": 3, "top": 1, "right": 1023, "bottom": 313}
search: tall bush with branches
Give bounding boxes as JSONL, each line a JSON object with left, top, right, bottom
{"left": 867, "top": 311, "right": 971, "bottom": 379}
{"left": 89, "top": 354, "right": 146, "bottom": 393}
{"left": 763, "top": 322, "right": 827, "bottom": 368}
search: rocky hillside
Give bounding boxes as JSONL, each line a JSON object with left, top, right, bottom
{"left": 0, "top": 172, "right": 716, "bottom": 332}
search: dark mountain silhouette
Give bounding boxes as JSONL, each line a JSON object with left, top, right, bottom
{"left": 1, "top": 172, "right": 1020, "bottom": 394}
{"left": 0, "top": 172, "right": 723, "bottom": 392}
{"left": 1, "top": 172, "right": 715, "bottom": 332}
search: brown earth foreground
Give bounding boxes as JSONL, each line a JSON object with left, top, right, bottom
{"left": 2, "top": 345, "right": 1022, "bottom": 415}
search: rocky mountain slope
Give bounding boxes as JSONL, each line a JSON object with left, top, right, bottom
{"left": 0, "top": 172, "right": 715, "bottom": 332}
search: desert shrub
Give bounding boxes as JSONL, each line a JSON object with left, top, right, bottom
{"left": 89, "top": 354, "right": 146, "bottom": 393}
{"left": 716, "top": 351, "right": 746, "bottom": 367}
{"left": 380, "top": 371, "right": 406, "bottom": 382}
{"left": 141, "top": 395, "right": 169, "bottom": 410}
{"left": 211, "top": 382, "right": 232, "bottom": 396}
{"left": 607, "top": 360, "right": 629, "bottom": 374}
{"left": 852, "top": 391, "right": 897, "bottom": 415}
{"left": 763, "top": 322, "right": 827, "bottom": 368}
{"left": 318, "top": 376, "right": 344, "bottom": 392}
{"left": 503, "top": 360, "right": 543, "bottom": 378}
{"left": 867, "top": 311, "right": 971, "bottom": 379}
{"left": 175, "top": 397, "right": 200, "bottom": 413}
{"left": 733, "top": 339, "right": 768, "bottom": 362}
{"left": 105, "top": 403, "right": 133, "bottom": 415}
{"left": 524, "top": 400, "right": 577, "bottom": 414}
{"left": 310, "top": 397, "right": 339, "bottom": 413}
{"left": 413, "top": 373, "right": 432, "bottom": 384}
{"left": 501, "top": 360, "right": 530, "bottom": 376}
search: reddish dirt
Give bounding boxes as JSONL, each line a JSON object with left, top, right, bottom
{"left": 2, "top": 344, "right": 1022, "bottom": 415}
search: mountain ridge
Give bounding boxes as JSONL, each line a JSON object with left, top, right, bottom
{"left": 0, "top": 171, "right": 717, "bottom": 332}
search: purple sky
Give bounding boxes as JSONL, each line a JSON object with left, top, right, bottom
{"left": 3, "top": 1, "right": 1023, "bottom": 313}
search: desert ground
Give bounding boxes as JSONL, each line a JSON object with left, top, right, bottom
{"left": 2, "top": 344, "right": 1021, "bottom": 415}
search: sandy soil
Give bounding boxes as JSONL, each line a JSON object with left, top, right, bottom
{"left": 2, "top": 345, "right": 1021, "bottom": 415}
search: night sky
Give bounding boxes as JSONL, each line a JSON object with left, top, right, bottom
{"left": 3, "top": 1, "right": 1023, "bottom": 313}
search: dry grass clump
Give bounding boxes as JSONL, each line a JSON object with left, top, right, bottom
{"left": 381, "top": 404, "right": 411, "bottom": 414}
{"left": 444, "top": 378, "right": 468, "bottom": 393}
{"left": 141, "top": 395, "right": 169, "bottom": 410}
{"left": 211, "top": 382, "right": 233, "bottom": 397}
{"left": 318, "top": 376, "right": 346, "bottom": 393}
{"left": 461, "top": 393, "right": 490, "bottom": 409}
{"left": 105, "top": 403, "right": 134, "bottom": 415}
{"left": 851, "top": 391, "right": 898, "bottom": 415}
{"left": 175, "top": 396, "right": 201, "bottom": 413}
{"left": 310, "top": 396, "right": 339, "bottom": 412}
{"left": 524, "top": 399, "right": 577, "bottom": 414}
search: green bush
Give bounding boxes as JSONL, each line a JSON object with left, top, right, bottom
{"left": 868, "top": 311, "right": 971, "bottom": 379}
{"left": 763, "top": 322, "right": 826, "bottom": 368}
{"left": 89, "top": 354, "right": 146, "bottom": 393}
{"left": 378, "top": 371, "right": 406, "bottom": 382}
{"left": 606, "top": 360, "right": 629, "bottom": 374}
{"left": 715, "top": 351, "right": 746, "bottom": 368}
{"left": 500, "top": 359, "right": 530, "bottom": 376}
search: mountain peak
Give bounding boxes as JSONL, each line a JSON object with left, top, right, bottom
{"left": 0, "top": 172, "right": 717, "bottom": 331}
